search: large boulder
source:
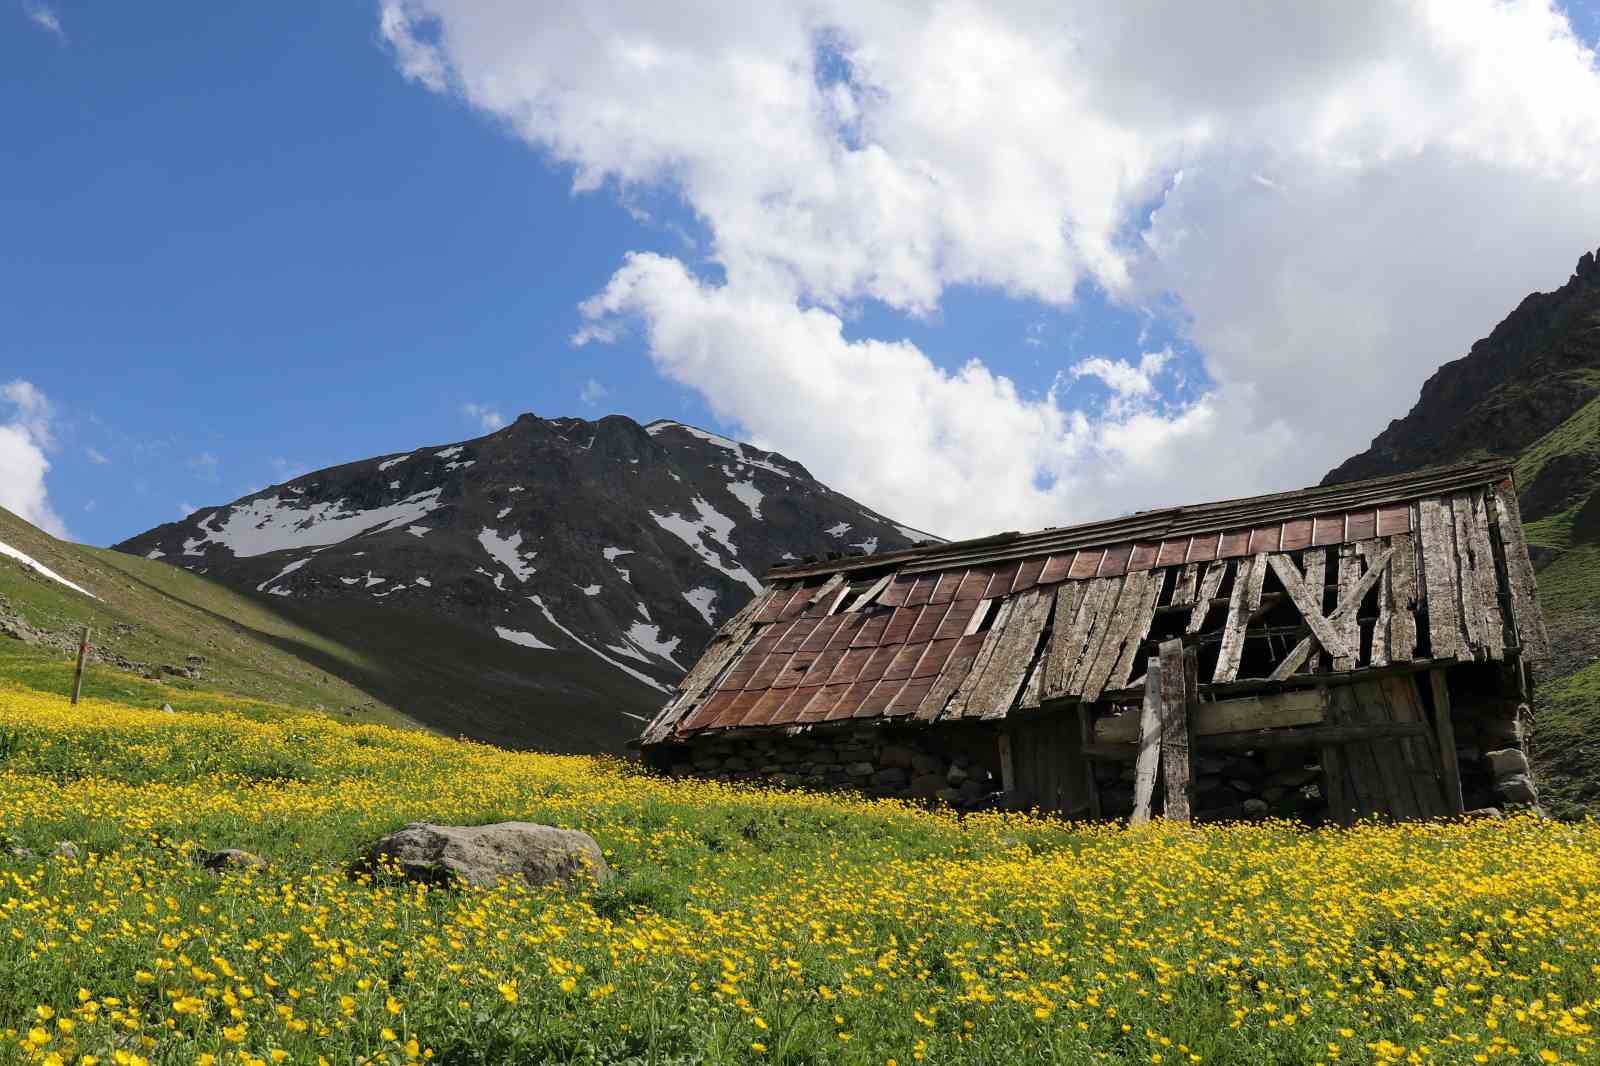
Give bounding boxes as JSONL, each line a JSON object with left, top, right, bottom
{"left": 357, "top": 822, "right": 610, "bottom": 889}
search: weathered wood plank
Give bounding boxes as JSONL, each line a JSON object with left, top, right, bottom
{"left": 1213, "top": 556, "right": 1266, "bottom": 683}
{"left": 1388, "top": 532, "right": 1418, "bottom": 662}
{"left": 1130, "top": 659, "right": 1163, "bottom": 825}
{"left": 1468, "top": 492, "right": 1506, "bottom": 659}
{"left": 1379, "top": 675, "right": 1446, "bottom": 818}
{"left": 1159, "top": 639, "right": 1193, "bottom": 823}
{"left": 1041, "top": 581, "right": 1093, "bottom": 698}
{"left": 1266, "top": 553, "right": 1351, "bottom": 658}
{"left": 843, "top": 572, "right": 894, "bottom": 613}
{"left": 1333, "top": 546, "right": 1362, "bottom": 672}
{"left": 1490, "top": 479, "right": 1550, "bottom": 659}
{"left": 1429, "top": 668, "right": 1464, "bottom": 815}
{"left": 1095, "top": 687, "right": 1325, "bottom": 743}
{"left": 1088, "top": 719, "right": 1429, "bottom": 759}
{"left": 1358, "top": 539, "right": 1391, "bottom": 668}
{"left": 1075, "top": 573, "right": 1139, "bottom": 697}
{"left": 1187, "top": 562, "right": 1227, "bottom": 634}
{"left": 1449, "top": 493, "right": 1484, "bottom": 654}
{"left": 1108, "top": 569, "right": 1166, "bottom": 691}
{"left": 1267, "top": 547, "right": 1393, "bottom": 682}
{"left": 975, "top": 588, "right": 1055, "bottom": 720}
{"left": 1301, "top": 548, "right": 1327, "bottom": 673}
{"left": 1419, "top": 496, "right": 1463, "bottom": 661}
{"left": 945, "top": 598, "right": 1017, "bottom": 719}
{"left": 1348, "top": 681, "right": 1419, "bottom": 820}
{"left": 1172, "top": 562, "right": 1200, "bottom": 608}
{"left": 1329, "top": 685, "right": 1382, "bottom": 820}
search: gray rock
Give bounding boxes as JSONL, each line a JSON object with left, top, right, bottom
{"left": 845, "top": 761, "right": 875, "bottom": 777}
{"left": 1228, "top": 779, "right": 1256, "bottom": 794}
{"left": 160, "top": 703, "right": 176, "bottom": 715}
{"left": 1195, "top": 756, "right": 1228, "bottom": 776}
{"left": 910, "top": 752, "right": 943, "bottom": 775}
{"left": 878, "top": 744, "right": 917, "bottom": 769}
{"left": 1494, "top": 773, "right": 1539, "bottom": 806}
{"left": 357, "top": 822, "right": 610, "bottom": 888}
{"left": 1242, "top": 799, "right": 1269, "bottom": 817}
{"left": 51, "top": 841, "right": 80, "bottom": 861}
{"left": 1463, "top": 807, "right": 1504, "bottom": 819}
{"left": 8, "top": 846, "right": 35, "bottom": 861}
{"left": 909, "top": 772, "right": 946, "bottom": 797}
{"left": 871, "top": 767, "right": 908, "bottom": 787}
{"left": 934, "top": 787, "right": 962, "bottom": 805}
{"left": 946, "top": 763, "right": 969, "bottom": 786}
{"left": 201, "top": 848, "right": 267, "bottom": 873}
{"left": 1485, "top": 748, "right": 1529, "bottom": 779}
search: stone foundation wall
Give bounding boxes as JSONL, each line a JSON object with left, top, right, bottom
{"left": 653, "top": 726, "right": 1005, "bottom": 810}
{"left": 1094, "top": 747, "right": 1329, "bottom": 822}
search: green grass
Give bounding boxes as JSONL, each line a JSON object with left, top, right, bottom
{"left": 0, "top": 505, "right": 415, "bottom": 729}
{"left": 2, "top": 684, "right": 1599, "bottom": 1065}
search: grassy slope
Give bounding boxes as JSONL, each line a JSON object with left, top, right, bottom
{"left": 0, "top": 506, "right": 415, "bottom": 729}
{"left": 1514, "top": 397, "right": 1600, "bottom": 817}
{"left": 2, "top": 683, "right": 1598, "bottom": 1065}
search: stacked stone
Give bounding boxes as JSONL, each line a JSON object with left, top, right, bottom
{"left": 665, "top": 729, "right": 1002, "bottom": 809}
{"left": 1451, "top": 701, "right": 1537, "bottom": 811}
{"left": 1095, "top": 747, "right": 1326, "bottom": 822}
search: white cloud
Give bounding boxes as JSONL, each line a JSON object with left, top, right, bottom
{"left": 579, "top": 378, "right": 610, "bottom": 407}
{"left": 84, "top": 446, "right": 109, "bottom": 465}
{"left": 0, "top": 380, "right": 67, "bottom": 537}
{"left": 178, "top": 501, "right": 196, "bottom": 517}
{"left": 24, "top": 2, "right": 64, "bottom": 41}
{"left": 267, "top": 457, "right": 305, "bottom": 482}
{"left": 187, "top": 451, "right": 220, "bottom": 482}
{"left": 385, "top": 0, "right": 1600, "bottom": 536}
{"left": 462, "top": 402, "right": 506, "bottom": 432}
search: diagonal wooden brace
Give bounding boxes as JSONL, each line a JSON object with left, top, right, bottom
{"left": 1267, "top": 546, "right": 1395, "bottom": 681}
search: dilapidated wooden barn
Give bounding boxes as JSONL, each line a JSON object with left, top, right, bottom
{"left": 639, "top": 461, "right": 1550, "bottom": 823}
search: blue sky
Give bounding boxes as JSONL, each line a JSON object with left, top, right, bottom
{"left": 6, "top": 2, "right": 1600, "bottom": 544}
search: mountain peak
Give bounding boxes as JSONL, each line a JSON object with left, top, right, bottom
{"left": 113, "top": 415, "right": 920, "bottom": 751}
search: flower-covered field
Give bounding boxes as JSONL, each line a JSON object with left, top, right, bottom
{"left": 1, "top": 684, "right": 1597, "bottom": 1065}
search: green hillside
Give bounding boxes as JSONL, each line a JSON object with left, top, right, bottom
{"left": 0, "top": 505, "right": 415, "bottom": 729}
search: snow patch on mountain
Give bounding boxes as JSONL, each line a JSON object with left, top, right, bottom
{"left": 854, "top": 537, "right": 879, "bottom": 554}
{"left": 617, "top": 621, "right": 682, "bottom": 668}
{"left": 0, "top": 538, "right": 97, "bottom": 599}
{"left": 648, "top": 420, "right": 796, "bottom": 480}
{"left": 648, "top": 496, "right": 761, "bottom": 592}
{"left": 825, "top": 522, "right": 851, "bottom": 537}
{"left": 577, "top": 583, "right": 601, "bottom": 596}
{"left": 682, "top": 586, "right": 717, "bottom": 626}
{"left": 528, "top": 594, "right": 670, "bottom": 694}
{"left": 255, "top": 557, "right": 310, "bottom": 593}
{"left": 407, "top": 526, "right": 429, "bottom": 538}
{"left": 378, "top": 455, "right": 410, "bottom": 471}
{"left": 496, "top": 626, "right": 555, "bottom": 652}
{"left": 726, "top": 474, "right": 763, "bottom": 520}
{"left": 478, "top": 527, "right": 537, "bottom": 582}
{"left": 434, "top": 446, "right": 464, "bottom": 459}
{"left": 415, "top": 576, "right": 432, "bottom": 588}
{"left": 180, "top": 489, "right": 445, "bottom": 558}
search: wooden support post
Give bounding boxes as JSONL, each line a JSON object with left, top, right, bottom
{"left": 1129, "top": 659, "right": 1163, "bottom": 825}
{"left": 1158, "top": 638, "right": 1193, "bottom": 822}
{"left": 997, "top": 731, "right": 1016, "bottom": 796}
{"left": 1078, "top": 704, "right": 1102, "bottom": 819}
{"left": 1429, "top": 668, "right": 1465, "bottom": 815}
{"left": 71, "top": 625, "right": 90, "bottom": 706}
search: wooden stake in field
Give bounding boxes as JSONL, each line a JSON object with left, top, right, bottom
{"left": 71, "top": 625, "right": 90, "bottom": 706}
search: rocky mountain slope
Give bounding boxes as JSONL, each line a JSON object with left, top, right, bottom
{"left": 114, "top": 414, "right": 928, "bottom": 752}
{"left": 1328, "top": 244, "right": 1600, "bottom": 815}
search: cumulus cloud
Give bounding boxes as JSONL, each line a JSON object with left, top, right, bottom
{"left": 579, "top": 378, "right": 610, "bottom": 407}
{"left": 0, "top": 380, "right": 68, "bottom": 538}
{"left": 462, "top": 402, "right": 506, "bottom": 432}
{"left": 384, "top": 0, "right": 1600, "bottom": 537}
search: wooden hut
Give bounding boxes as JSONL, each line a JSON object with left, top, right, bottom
{"left": 639, "top": 461, "right": 1550, "bottom": 823}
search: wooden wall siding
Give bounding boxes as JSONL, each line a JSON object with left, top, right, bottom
{"left": 1007, "top": 714, "right": 1089, "bottom": 816}
{"left": 646, "top": 477, "right": 1546, "bottom": 742}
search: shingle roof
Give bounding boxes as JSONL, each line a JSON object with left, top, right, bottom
{"left": 641, "top": 460, "right": 1549, "bottom": 745}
